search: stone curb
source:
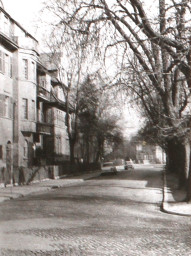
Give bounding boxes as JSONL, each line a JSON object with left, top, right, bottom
{"left": 161, "top": 171, "right": 191, "bottom": 217}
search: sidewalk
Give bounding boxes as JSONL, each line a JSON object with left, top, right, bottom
{"left": 0, "top": 170, "right": 102, "bottom": 203}
{"left": 162, "top": 171, "right": 191, "bottom": 216}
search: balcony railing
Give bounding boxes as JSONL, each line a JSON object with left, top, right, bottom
{"left": 36, "top": 122, "right": 53, "bottom": 135}
{"left": 37, "top": 86, "right": 51, "bottom": 101}
{"left": 20, "top": 121, "right": 36, "bottom": 133}
{"left": 0, "top": 31, "right": 18, "bottom": 51}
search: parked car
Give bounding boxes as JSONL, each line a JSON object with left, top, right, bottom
{"left": 101, "top": 162, "right": 117, "bottom": 174}
{"left": 125, "top": 160, "right": 134, "bottom": 170}
{"left": 113, "top": 159, "right": 126, "bottom": 171}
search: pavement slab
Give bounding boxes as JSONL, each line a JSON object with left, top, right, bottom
{"left": 0, "top": 171, "right": 101, "bottom": 203}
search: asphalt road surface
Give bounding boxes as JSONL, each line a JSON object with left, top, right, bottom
{"left": 0, "top": 166, "right": 190, "bottom": 256}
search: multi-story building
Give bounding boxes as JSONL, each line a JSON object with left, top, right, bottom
{"left": 39, "top": 53, "right": 70, "bottom": 164}
{"left": 0, "top": 1, "right": 70, "bottom": 185}
{"left": 134, "top": 141, "right": 166, "bottom": 164}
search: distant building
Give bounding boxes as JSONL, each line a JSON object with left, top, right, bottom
{"left": 134, "top": 141, "right": 166, "bottom": 164}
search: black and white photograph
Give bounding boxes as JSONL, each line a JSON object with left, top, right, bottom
{"left": 0, "top": 0, "right": 191, "bottom": 255}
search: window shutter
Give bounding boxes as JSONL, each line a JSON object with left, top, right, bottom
{"left": 10, "top": 56, "right": 13, "bottom": 78}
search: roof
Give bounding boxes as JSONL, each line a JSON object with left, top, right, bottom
{"left": 40, "top": 53, "right": 62, "bottom": 71}
{"left": 0, "top": 0, "right": 4, "bottom": 9}
{"left": 0, "top": 6, "right": 38, "bottom": 43}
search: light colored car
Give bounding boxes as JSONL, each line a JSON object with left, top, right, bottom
{"left": 113, "top": 159, "right": 126, "bottom": 171}
{"left": 125, "top": 160, "right": 134, "bottom": 170}
{"left": 101, "top": 162, "right": 117, "bottom": 174}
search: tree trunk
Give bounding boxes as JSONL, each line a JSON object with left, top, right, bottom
{"left": 83, "top": 135, "right": 90, "bottom": 164}
{"left": 186, "top": 143, "right": 191, "bottom": 202}
{"left": 95, "top": 150, "right": 100, "bottom": 163}
{"left": 187, "top": 163, "right": 191, "bottom": 202}
{"left": 86, "top": 138, "right": 90, "bottom": 164}
{"left": 166, "top": 138, "right": 188, "bottom": 188}
{"left": 166, "top": 139, "right": 178, "bottom": 173}
{"left": 95, "top": 137, "right": 104, "bottom": 163}
{"left": 69, "top": 139, "right": 75, "bottom": 164}
{"left": 184, "top": 142, "right": 190, "bottom": 180}
{"left": 178, "top": 142, "right": 187, "bottom": 188}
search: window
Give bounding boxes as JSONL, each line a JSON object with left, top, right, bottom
{"left": 4, "top": 54, "right": 9, "bottom": 75}
{"left": 0, "top": 50, "right": 4, "bottom": 73}
{"left": 23, "top": 140, "right": 28, "bottom": 158}
{"left": 4, "top": 15, "right": 9, "bottom": 36}
{"left": 23, "top": 59, "right": 28, "bottom": 79}
{"left": 31, "top": 62, "right": 36, "bottom": 81}
{"left": 0, "top": 51, "right": 13, "bottom": 77}
{"left": 56, "top": 136, "right": 62, "bottom": 154}
{"left": 22, "top": 98, "right": 28, "bottom": 119}
{"left": 31, "top": 100, "right": 35, "bottom": 121}
{"left": 136, "top": 144, "right": 142, "bottom": 151}
{"left": 4, "top": 96, "right": 9, "bottom": 117}
{"left": 10, "top": 57, "right": 13, "bottom": 77}
{"left": 41, "top": 80, "right": 46, "bottom": 88}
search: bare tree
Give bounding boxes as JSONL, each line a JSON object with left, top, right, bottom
{"left": 41, "top": 22, "right": 122, "bottom": 166}
{"left": 42, "top": 0, "right": 191, "bottom": 200}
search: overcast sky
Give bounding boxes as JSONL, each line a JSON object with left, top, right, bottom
{"left": 4, "top": 0, "right": 43, "bottom": 38}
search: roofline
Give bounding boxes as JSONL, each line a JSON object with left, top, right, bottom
{"left": 0, "top": 1, "right": 4, "bottom": 9}
{"left": 37, "top": 60, "right": 48, "bottom": 73}
{"left": 37, "top": 61, "right": 68, "bottom": 90}
{"left": 0, "top": 6, "right": 38, "bottom": 43}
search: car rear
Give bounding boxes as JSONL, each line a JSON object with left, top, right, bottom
{"left": 125, "top": 160, "right": 134, "bottom": 170}
{"left": 101, "top": 162, "right": 116, "bottom": 173}
{"left": 113, "top": 159, "right": 126, "bottom": 171}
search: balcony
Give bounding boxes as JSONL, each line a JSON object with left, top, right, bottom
{"left": 36, "top": 122, "right": 53, "bottom": 135}
{"left": 20, "top": 121, "right": 36, "bottom": 133}
{"left": 0, "top": 31, "right": 18, "bottom": 51}
{"left": 37, "top": 86, "right": 51, "bottom": 101}
{"left": 16, "top": 35, "right": 39, "bottom": 53}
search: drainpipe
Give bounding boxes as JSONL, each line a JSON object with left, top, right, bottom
{"left": 11, "top": 101, "right": 16, "bottom": 185}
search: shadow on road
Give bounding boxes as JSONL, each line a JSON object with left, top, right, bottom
{"left": 90, "top": 167, "right": 164, "bottom": 190}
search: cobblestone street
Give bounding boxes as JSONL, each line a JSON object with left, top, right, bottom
{"left": 0, "top": 167, "right": 190, "bottom": 256}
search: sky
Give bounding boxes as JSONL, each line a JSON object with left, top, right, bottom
{"left": 4, "top": 0, "right": 44, "bottom": 39}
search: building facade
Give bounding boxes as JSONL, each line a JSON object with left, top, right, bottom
{"left": 0, "top": 2, "right": 70, "bottom": 185}
{"left": 134, "top": 141, "right": 166, "bottom": 164}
